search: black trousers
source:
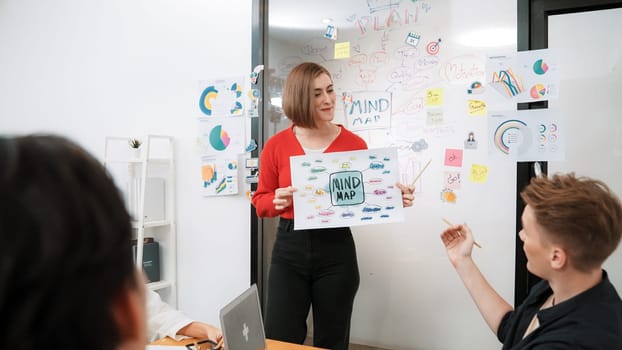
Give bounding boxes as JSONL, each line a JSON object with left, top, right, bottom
{"left": 265, "top": 218, "right": 360, "bottom": 350}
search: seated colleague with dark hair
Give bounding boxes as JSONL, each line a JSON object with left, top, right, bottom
{"left": 0, "top": 134, "right": 146, "bottom": 350}
{"left": 441, "top": 173, "right": 622, "bottom": 349}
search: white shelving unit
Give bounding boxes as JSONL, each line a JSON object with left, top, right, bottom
{"left": 104, "top": 135, "right": 178, "bottom": 307}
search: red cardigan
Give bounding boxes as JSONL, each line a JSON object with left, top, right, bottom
{"left": 251, "top": 124, "right": 367, "bottom": 219}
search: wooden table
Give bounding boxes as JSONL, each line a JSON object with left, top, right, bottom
{"left": 150, "top": 336, "right": 325, "bottom": 349}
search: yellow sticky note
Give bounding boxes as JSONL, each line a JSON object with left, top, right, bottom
{"left": 469, "top": 164, "right": 489, "bottom": 183}
{"left": 334, "top": 42, "right": 350, "bottom": 59}
{"left": 468, "top": 99, "right": 487, "bottom": 116}
{"left": 425, "top": 88, "right": 444, "bottom": 106}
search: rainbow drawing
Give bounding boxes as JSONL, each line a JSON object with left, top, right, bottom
{"left": 493, "top": 119, "right": 528, "bottom": 155}
{"left": 199, "top": 85, "right": 219, "bottom": 116}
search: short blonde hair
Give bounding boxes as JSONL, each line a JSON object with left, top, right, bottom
{"left": 520, "top": 173, "right": 622, "bottom": 271}
{"left": 282, "top": 62, "right": 332, "bottom": 128}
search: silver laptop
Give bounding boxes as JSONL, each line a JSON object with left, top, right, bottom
{"left": 219, "top": 284, "right": 266, "bottom": 350}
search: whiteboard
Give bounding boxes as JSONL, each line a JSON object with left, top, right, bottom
{"left": 266, "top": 0, "right": 518, "bottom": 348}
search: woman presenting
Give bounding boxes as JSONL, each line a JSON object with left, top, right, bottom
{"left": 251, "top": 62, "right": 414, "bottom": 350}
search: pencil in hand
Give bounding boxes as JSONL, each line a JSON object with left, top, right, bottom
{"left": 442, "top": 218, "right": 482, "bottom": 248}
{"left": 411, "top": 159, "right": 432, "bottom": 187}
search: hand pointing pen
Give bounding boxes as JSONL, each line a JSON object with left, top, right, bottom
{"left": 442, "top": 218, "right": 482, "bottom": 249}
{"left": 393, "top": 159, "right": 431, "bottom": 208}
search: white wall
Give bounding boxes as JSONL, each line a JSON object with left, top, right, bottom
{"left": 0, "top": 0, "right": 252, "bottom": 327}
{"left": 548, "top": 8, "right": 622, "bottom": 289}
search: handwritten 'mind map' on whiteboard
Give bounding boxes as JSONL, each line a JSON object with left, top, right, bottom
{"left": 344, "top": 91, "right": 392, "bottom": 131}
{"left": 290, "top": 147, "right": 404, "bottom": 230}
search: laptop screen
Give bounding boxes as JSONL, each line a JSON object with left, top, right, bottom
{"left": 219, "top": 284, "right": 266, "bottom": 350}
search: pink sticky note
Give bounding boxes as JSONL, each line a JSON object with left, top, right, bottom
{"left": 444, "top": 148, "right": 463, "bottom": 167}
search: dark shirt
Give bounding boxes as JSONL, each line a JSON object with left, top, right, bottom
{"left": 498, "top": 270, "right": 622, "bottom": 349}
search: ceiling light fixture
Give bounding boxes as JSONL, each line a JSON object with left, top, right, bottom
{"left": 456, "top": 28, "right": 516, "bottom": 48}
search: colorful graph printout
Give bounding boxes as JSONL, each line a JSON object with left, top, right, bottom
{"left": 198, "top": 77, "right": 245, "bottom": 117}
{"left": 488, "top": 109, "right": 564, "bottom": 161}
{"left": 201, "top": 156, "right": 239, "bottom": 196}
{"left": 486, "top": 49, "right": 559, "bottom": 103}
{"left": 290, "top": 148, "right": 405, "bottom": 230}
{"left": 197, "top": 117, "right": 245, "bottom": 156}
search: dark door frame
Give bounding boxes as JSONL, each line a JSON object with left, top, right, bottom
{"left": 250, "top": 0, "right": 267, "bottom": 305}
{"left": 514, "top": 0, "right": 622, "bottom": 306}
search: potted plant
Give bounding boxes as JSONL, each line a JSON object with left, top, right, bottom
{"left": 128, "top": 138, "right": 142, "bottom": 158}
